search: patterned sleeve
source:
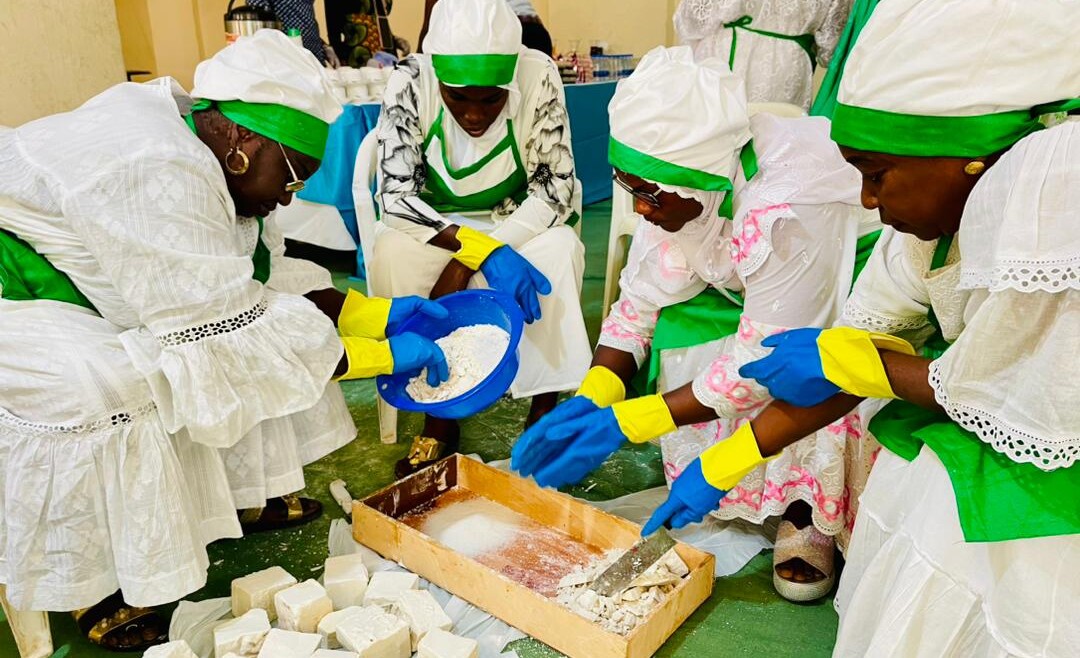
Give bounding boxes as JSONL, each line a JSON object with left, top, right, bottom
{"left": 490, "top": 60, "right": 577, "bottom": 249}
{"left": 815, "top": 0, "right": 854, "bottom": 67}
{"left": 376, "top": 58, "right": 453, "bottom": 244}
{"left": 598, "top": 222, "right": 708, "bottom": 366}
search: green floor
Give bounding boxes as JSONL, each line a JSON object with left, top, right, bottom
{"left": 0, "top": 202, "right": 838, "bottom": 657}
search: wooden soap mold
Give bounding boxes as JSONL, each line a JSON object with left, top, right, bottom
{"left": 352, "top": 454, "right": 714, "bottom": 658}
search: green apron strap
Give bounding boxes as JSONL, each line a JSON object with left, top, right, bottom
{"left": 851, "top": 229, "right": 881, "bottom": 290}
{"left": 810, "top": 0, "right": 882, "bottom": 118}
{"left": 723, "top": 15, "right": 817, "bottom": 70}
{"left": 0, "top": 229, "right": 96, "bottom": 310}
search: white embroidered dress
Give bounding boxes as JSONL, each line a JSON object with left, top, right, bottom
{"left": 833, "top": 122, "right": 1080, "bottom": 657}
{"left": 674, "top": 0, "right": 853, "bottom": 109}
{"left": 0, "top": 79, "right": 354, "bottom": 611}
{"left": 600, "top": 115, "right": 879, "bottom": 547}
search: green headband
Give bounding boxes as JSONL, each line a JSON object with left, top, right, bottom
{"left": 831, "top": 99, "right": 1080, "bottom": 158}
{"left": 432, "top": 54, "right": 518, "bottom": 87}
{"left": 201, "top": 99, "right": 331, "bottom": 160}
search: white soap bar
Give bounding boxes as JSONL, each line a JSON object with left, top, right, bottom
{"left": 275, "top": 579, "right": 334, "bottom": 633}
{"left": 318, "top": 606, "right": 364, "bottom": 649}
{"left": 256, "top": 628, "right": 322, "bottom": 658}
{"left": 233, "top": 566, "right": 298, "bottom": 621}
{"left": 324, "top": 554, "right": 370, "bottom": 610}
{"left": 144, "top": 640, "right": 199, "bottom": 658}
{"left": 312, "top": 650, "right": 360, "bottom": 658}
{"left": 417, "top": 629, "right": 479, "bottom": 658}
{"left": 214, "top": 608, "right": 271, "bottom": 658}
{"left": 336, "top": 605, "right": 410, "bottom": 658}
{"left": 362, "top": 572, "right": 419, "bottom": 607}
{"left": 392, "top": 589, "right": 452, "bottom": 650}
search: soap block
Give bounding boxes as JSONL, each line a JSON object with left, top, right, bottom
{"left": 214, "top": 608, "right": 271, "bottom": 658}
{"left": 318, "top": 606, "right": 364, "bottom": 649}
{"left": 324, "top": 554, "right": 370, "bottom": 610}
{"left": 417, "top": 629, "right": 479, "bottom": 658}
{"left": 361, "top": 572, "right": 419, "bottom": 607}
{"left": 232, "top": 566, "right": 298, "bottom": 620}
{"left": 256, "top": 628, "right": 322, "bottom": 658}
{"left": 275, "top": 579, "right": 334, "bottom": 633}
{"left": 312, "top": 651, "right": 360, "bottom": 658}
{"left": 335, "top": 605, "right": 410, "bottom": 658}
{"left": 392, "top": 589, "right": 452, "bottom": 650}
{"left": 144, "top": 641, "right": 199, "bottom": 658}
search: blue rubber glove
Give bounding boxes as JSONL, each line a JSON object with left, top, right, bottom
{"left": 642, "top": 459, "right": 729, "bottom": 535}
{"left": 526, "top": 406, "right": 628, "bottom": 488}
{"left": 738, "top": 328, "right": 840, "bottom": 407}
{"left": 388, "top": 332, "right": 450, "bottom": 387}
{"left": 479, "top": 246, "right": 552, "bottom": 324}
{"left": 385, "top": 296, "right": 450, "bottom": 337}
{"left": 511, "top": 396, "right": 600, "bottom": 477}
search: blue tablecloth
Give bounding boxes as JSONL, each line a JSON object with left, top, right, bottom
{"left": 565, "top": 80, "right": 617, "bottom": 205}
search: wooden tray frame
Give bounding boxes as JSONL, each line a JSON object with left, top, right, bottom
{"left": 352, "top": 455, "right": 714, "bottom": 658}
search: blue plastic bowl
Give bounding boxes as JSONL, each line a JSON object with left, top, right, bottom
{"left": 376, "top": 290, "right": 525, "bottom": 419}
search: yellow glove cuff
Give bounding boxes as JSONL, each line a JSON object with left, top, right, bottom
{"left": 818, "top": 327, "right": 916, "bottom": 400}
{"left": 612, "top": 394, "right": 677, "bottom": 444}
{"left": 577, "top": 366, "right": 627, "bottom": 407}
{"left": 453, "top": 226, "right": 503, "bottom": 270}
{"left": 338, "top": 289, "right": 392, "bottom": 340}
{"left": 699, "top": 423, "right": 769, "bottom": 491}
{"left": 335, "top": 337, "right": 395, "bottom": 381}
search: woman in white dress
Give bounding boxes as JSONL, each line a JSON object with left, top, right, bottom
{"left": 674, "top": 0, "right": 854, "bottom": 109}
{"left": 512, "top": 46, "right": 880, "bottom": 601}
{"left": 0, "top": 31, "right": 448, "bottom": 651}
{"left": 370, "top": 0, "right": 591, "bottom": 477}
{"left": 661, "top": 1, "right": 1080, "bottom": 653}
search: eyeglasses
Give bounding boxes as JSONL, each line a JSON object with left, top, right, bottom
{"left": 278, "top": 142, "right": 306, "bottom": 194}
{"left": 613, "top": 173, "right": 661, "bottom": 208}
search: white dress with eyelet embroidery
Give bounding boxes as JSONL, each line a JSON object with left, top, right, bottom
{"left": 0, "top": 79, "right": 354, "bottom": 611}
{"left": 600, "top": 115, "right": 880, "bottom": 551}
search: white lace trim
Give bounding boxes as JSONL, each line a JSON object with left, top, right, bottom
{"left": 0, "top": 402, "right": 158, "bottom": 438}
{"left": 842, "top": 300, "right": 929, "bottom": 334}
{"left": 929, "top": 362, "right": 1079, "bottom": 471}
{"left": 596, "top": 334, "right": 648, "bottom": 368}
{"left": 157, "top": 299, "right": 269, "bottom": 347}
{"left": 960, "top": 258, "right": 1080, "bottom": 294}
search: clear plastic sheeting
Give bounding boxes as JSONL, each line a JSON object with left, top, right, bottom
{"left": 167, "top": 597, "right": 232, "bottom": 658}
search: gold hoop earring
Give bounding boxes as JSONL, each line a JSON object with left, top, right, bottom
{"left": 225, "top": 147, "right": 250, "bottom": 175}
{"left": 963, "top": 161, "right": 986, "bottom": 176}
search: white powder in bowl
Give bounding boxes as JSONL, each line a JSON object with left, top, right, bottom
{"left": 420, "top": 498, "right": 523, "bottom": 557}
{"left": 405, "top": 323, "right": 510, "bottom": 403}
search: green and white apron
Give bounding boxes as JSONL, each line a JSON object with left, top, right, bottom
{"left": 868, "top": 235, "right": 1080, "bottom": 542}
{"left": 722, "top": 15, "right": 817, "bottom": 71}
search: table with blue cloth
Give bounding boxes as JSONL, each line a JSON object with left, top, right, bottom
{"left": 297, "top": 81, "right": 618, "bottom": 277}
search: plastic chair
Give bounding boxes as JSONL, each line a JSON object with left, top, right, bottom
{"left": 0, "top": 586, "right": 52, "bottom": 658}
{"left": 600, "top": 101, "right": 807, "bottom": 318}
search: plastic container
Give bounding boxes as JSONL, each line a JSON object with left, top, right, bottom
{"left": 376, "top": 290, "right": 525, "bottom": 419}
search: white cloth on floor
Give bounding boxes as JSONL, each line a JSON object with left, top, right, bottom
{"left": 834, "top": 447, "right": 1080, "bottom": 657}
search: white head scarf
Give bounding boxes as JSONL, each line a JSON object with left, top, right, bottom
{"left": 833, "top": 0, "right": 1079, "bottom": 157}
{"left": 422, "top": 0, "right": 522, "bottom": 88}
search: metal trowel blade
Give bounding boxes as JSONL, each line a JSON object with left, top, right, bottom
{"left": 589, "top": 527, "right": 677, "bottom": 597}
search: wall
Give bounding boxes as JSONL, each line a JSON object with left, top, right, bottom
{"left": 0, "top": 0, "right": 127, "bottom": 126}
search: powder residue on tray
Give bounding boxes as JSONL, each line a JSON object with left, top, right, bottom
{"left": 406, "top": 324, "right": 510, "bottom": 402}
{"left": 400, "top": 489, "right": 604, "bottom": 597}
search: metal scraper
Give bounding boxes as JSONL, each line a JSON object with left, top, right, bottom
{"left": 589, "top": 527, "right": 677, "bottom": 597}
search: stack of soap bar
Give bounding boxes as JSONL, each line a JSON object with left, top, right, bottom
{"left": 144, "top": 641, "right": 199, "bottom": 658}
{"left": 312, "top": 650, "right": 360, "bottom": 658}
{"left": 318, "top": 606, "right": 364, "bottom": 649}
{"left": 233, "top": 566, "right": 298, "bottom": 621}
{"left": 336, "top": 605, "right": 410, "bottom": 658}
{"left": 393, "top": 589, "right": 452, "bottom": 650}
{"left": 213, "top": 608, "right": 271, "bottom": 657}
{"left": 324, "top": 554, "right": 369, "bottom": 610}
{"left": 362, "top": 572, "right": 419, "bottom": 607}
{"left": 275, "top": 579, "right": 334, "bottom": 633}
{"left": 417, "top": 629, "right": 479, "bottom": 658}
{"left": 256, "top": 628, "right": 322, "bottom": 657}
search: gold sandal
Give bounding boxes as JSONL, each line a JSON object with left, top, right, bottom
{"left": 394, "top": 436, "right": 451, "bottom": 478}
{"left": 772, "top": 520, "right": 836, "bottom": 602}
{"left": 238, "top": 494, "right": 322, "bottom": 533}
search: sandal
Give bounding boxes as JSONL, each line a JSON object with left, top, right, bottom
{"left": 238, "top": 494, "right": 322, "bottom": 534}
{"left": 72, "top": 591, "right": 167, "bottom": 653}
{"left": 394, "top": 433, "right": 458, "bottom": 479}
{"left": 772, "top": 520, "right": 836, "bottom": 602}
